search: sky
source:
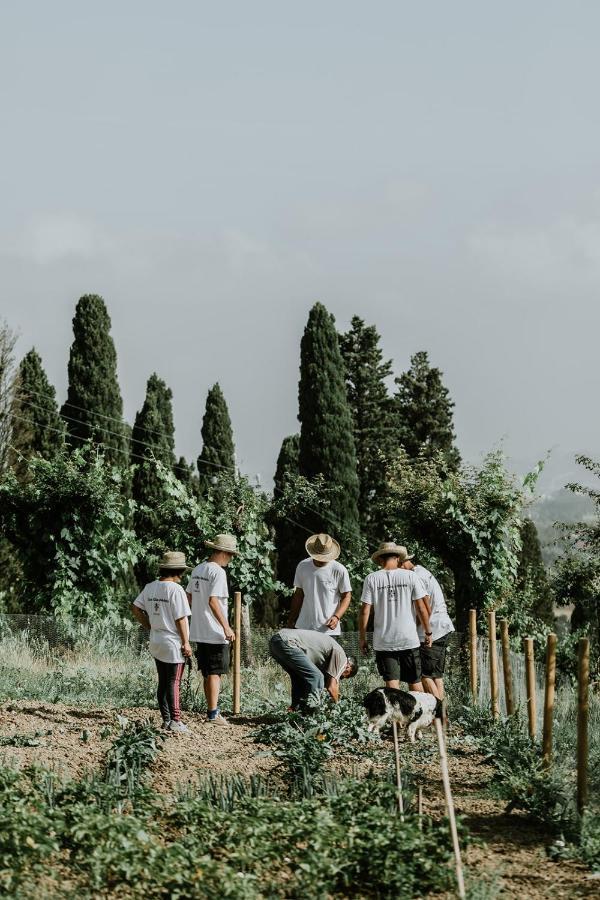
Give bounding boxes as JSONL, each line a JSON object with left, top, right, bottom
{"left": 1, "top": 1, "right": 599, "bottom": 492}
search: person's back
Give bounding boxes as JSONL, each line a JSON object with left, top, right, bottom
{"left": 362, "top": 567, "right": 423, "bottom": 651}
{"left": 136, "top": 579, "right": 190, "bottom": 663}
{"left": 188, "top": 560, "right": 229, "bottom": 644}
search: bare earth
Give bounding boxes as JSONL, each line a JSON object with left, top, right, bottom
{"left": 1, "top": 701, "right": 598, "bottom": 898}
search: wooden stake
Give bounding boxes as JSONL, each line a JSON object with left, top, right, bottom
{"left": 488, "top": 610, "right": 499, "bottom": 720}
{"left": 524, "top": 637, "right": 537, "bottom": 740}
{"left": 417, "top": 785, "right": 424, "bottom": 830}
{"left": 392, "top": 721, "right": 404, "bottom": 822}
{"left": 577, "top": 637, "right": 590, "bottom": 814}
{"left": 434, "top": 716, "right": 466, "bottom": 899}
{"left": 542, "top": 632, "right": 557, "bottom": 767}
{"left": 468, "top": 609, "right": 478, "bottom": 701}
{"left": 500, "top": 619, "right": 515, "bottom": 716}
{"left": 232, "top": 592, "right": 242, "bottom": 715}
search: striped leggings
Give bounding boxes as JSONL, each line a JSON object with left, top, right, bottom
{"left": 154, "top": 659, "right": 184, "bottom": 723}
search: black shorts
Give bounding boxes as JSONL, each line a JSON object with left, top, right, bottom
{"left": 420, "top": 634, "right": 450, "bottom": 679}
{"left": 375, "top": 648, "right": 422, "bottom": 684}
{"left": 195, "top": 643, "right": 230, "bottom": 677}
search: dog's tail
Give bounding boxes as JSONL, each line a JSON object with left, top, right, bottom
{"left": 435, "top": 699, "right": 444, "bottom": 720}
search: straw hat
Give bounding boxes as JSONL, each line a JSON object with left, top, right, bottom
{"left": 371, "top": 542, "right": 413, "bottom": 564}
{"left": 305, "top": 533, "right": 341, "bottom": 562}
{"left": 205, "top": 534, "right": 239, "bottom": 555}
{"left": 158, "top": 551, "right": 190, "bottom": 571}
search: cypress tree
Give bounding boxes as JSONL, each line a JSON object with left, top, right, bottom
{"left": 339, "top": 316, "right": 393, "bottom": 533}
{"left": 131, "top": 374, "right": 176, "bottom": 580}
{"left": 10, "top": 349, "right": 64, "bottom": 471}
{"left": 273, "top": 434, "right": 303, "bottom": 587}
{"left": 298, "top": 303, "right": 360, "bottom": 535}
{"left": 175, "top": 456, "right": 198, "bottom": 494}
{"left": 393, "top": 351, "right": 460, "bottom": 469}
{"left": 61, "top": 295, "right": 128, "bottom": 466}
{"left": 517, "top": 518, "right": 554, "bottom": 626}
{"left": 197, "top": 383, "right": 236, "bottom": 495}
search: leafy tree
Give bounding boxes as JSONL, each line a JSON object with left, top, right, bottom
{"left": 393, "top": 351, "right": 460, "bottom": 469}
{"left": 197, "top": 383, "right": 236, "bottom": 496}
{"left": 61, "top": 295, "right": 128, "bottom": 466}
{"left": 339, "top": 316, "right": 393, "bottom": 533}
{"left": 272, "top": 434, "right": 303, "bottom": 591}
{"left": 516, "top": 518, "right": 554, "bottom": 627}
{"left": 298, "top": 303, "right": 360, "bottom": 535}
{"left": 0, "top": 447, "right": 138, "bottom": 618}
{"left": 131, "top": 374, "right": 176, "bottom": 583}
{"left": 10, "top": 349, "right": 64, "bottom": 473}
{"left": 378, "top": 449, "right": 540, "bottom": 630}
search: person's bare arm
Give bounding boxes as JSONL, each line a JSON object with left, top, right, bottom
{"left": 325, "top": 676, "right": 339, "bottom": 702}
{"left": 208, "top": 596, "right": 235, "bottom": 641}
{"left": 186, "top": 592, "right": 192, "bottom": 608}
{"left": 416, "top": 594, "right": 432, "bottom": 628}
{"left": 286, "top": 588, "right": 304, "bottom": 628}
{"left": 175, "top": 615, "right": 192, "bottom": 657}
{"left": 358, "top": 603, "right": 371, "bottom": 654}
{"left": 415, "top": 598, "right": 433, "bottom": 647}
{"left": 132, "top": 605, "right": 150, "bottom": 631}
{"left": 327, "top": 591, "right": 352, "bottom": 630}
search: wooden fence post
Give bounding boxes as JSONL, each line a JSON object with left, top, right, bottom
{"left": 542, "top": 632, "right": 557, "bottom": 767}
{"left": 469, "top": 609, "right": 478, "bottom": 701}
{"left": 488, "top": 610, "right": 499, "bottom": 720}
{"left": 524, "top": 637, "right": 537, "bottom": 740}
{"left": 577, "top": 637, "right": 590, "bottom": 814}
{"left": 500, "top": 619, "right": 514, "bottom": 716}
{"left": 232, "top": 592, "right": 242, "bottom": 715}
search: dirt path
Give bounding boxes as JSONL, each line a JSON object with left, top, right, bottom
{"left": 1, "top": 702, "right": 598, "bottom": 897}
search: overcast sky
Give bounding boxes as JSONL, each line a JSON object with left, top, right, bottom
{"left": 1, "top": 2, "right": 599, "bottom": 491}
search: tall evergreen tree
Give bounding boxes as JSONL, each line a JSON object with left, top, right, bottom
{"left": 393, "top": 351, "right": 460, "bottom": 469}
{"left": 10, "top": 349, "right": 64, "bottom": 472}
{"left": 298, "top": 303, "right": 360, "bottom": 536}
{"left": 273, "top": 434, "right": 302, "bottom": 588}
{"left": 517, "top": 518, "right": 554, "bottom": 626}
{"left": 339, "top": 316, "right": 393, "bottom": 533}
{"left": 175, "top": 455, "right": 198, "bottom": 494}
{"left": 197, "top": 383, "right": 236, "bottom": 495}
{"left": 61, "top": 295, "right": 128, "bottom": 466}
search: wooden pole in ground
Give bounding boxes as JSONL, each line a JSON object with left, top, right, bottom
{"left": 488, "top": 610, "right": 499, "bottom": 720}
{"left": 434, "top": 716, "right": 466, "bottom": 899}
{"left": 577, "top": 637, "right": 590, "bottom": 815}
{"left": 232, "top": 592, "right": 242, "bottom": 715}
{"left": 524, "top": 637, "right": 537, "bottom": 740}
{"left": 542, "top": 632, "right": 557, "bottom": 767}
{"left": 469, "top": 609, "right": 478, "bottom": 701}
{"left": 417, "top": 785, "right": 423, "bottom": 830}
{"left": 392, "top": 721, "right": 405, "bottom": 822}
{"left": 500, "top": 619, "right": 515, "bottom": 716}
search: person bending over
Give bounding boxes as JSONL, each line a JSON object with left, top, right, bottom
{"left": 132, "top": 551, "right": 192, "bottom": 734}
{"left": 270, "top": 627, "right": 358, "bottom": 708}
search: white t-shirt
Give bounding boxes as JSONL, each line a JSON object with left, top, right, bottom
{"left": 414, "top": 565, "right": 455, "bottom": 642}
{"left": 134, "top": 580, "right": 191, "bottom": 664}
{"left": 186, "top": 561, "right": 229, "bottom": 645}
{"left": 361, "top": 568, "right": 426, "bottom": 652}
{"left": 293, "top": 558, "right": 352, "bottom": 635}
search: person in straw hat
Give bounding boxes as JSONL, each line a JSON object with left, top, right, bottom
{"left": 359, "top": 542, "right": 438, "bottom": 696}
{"left": 287, "top": 533, "right": 351, "bottom": 635}
{"left": 132, "top": 551, "right": 193, "bottom": 733}
{"left": 186, "top": 534, "right": 238, "bottom": 725}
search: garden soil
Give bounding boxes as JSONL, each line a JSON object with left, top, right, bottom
{"left": 1, "top": 700, "right": 598, "bottom": 898}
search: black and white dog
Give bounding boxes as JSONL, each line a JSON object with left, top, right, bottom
{"left": 363, "top": 688, "right": 442, "bottom": 743}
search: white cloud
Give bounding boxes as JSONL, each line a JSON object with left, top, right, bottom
{"left": 4, "top": 213, "right": 113, "bottom": 265}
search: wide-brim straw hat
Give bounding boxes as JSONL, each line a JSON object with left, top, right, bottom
{"left": 205, "top": 534, "right": 239, "bottom": 555}
{"left": 305, "top": 533, "right": 341, "bottom": 562}
{"left": 158, "top": 551, "right": 190, "bottom": 571}
{"left": 371, "top": 542, "right": 413, "bottom": 564}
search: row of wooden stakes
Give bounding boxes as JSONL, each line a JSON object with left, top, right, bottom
{"left": 468, "top": 609, "right": 590, "bottom": 814}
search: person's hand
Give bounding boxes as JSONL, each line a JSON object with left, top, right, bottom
{"left": 182, "top": 641, "right": 193, "bottom": 658}
{"left": 359, "top": 637, "right": 369, "bottom": 656}
{"left": 423, "top": 632, "right": 433, "bottom": 648}
{"left": 326, "top": 615, "right": 340, "bottom": 630}
{"left": 224, "top": 626, "right": 235, "bottom": 642}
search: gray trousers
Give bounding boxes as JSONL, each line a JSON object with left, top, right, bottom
{"left": 269, "top": 633, "right": 324, "bottom": 707}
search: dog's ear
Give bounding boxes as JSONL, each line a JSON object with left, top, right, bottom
{"left": 363, "top": 689, "right": 387, "bottom": 718}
